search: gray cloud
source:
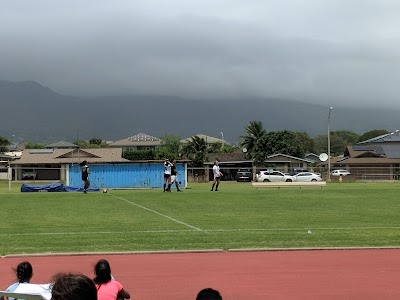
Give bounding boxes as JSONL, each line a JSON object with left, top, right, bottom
{"left": 1, "top": 0, "right": 400, "bottom": 108}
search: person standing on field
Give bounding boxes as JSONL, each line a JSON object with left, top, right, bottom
{"left": 80, "top": 160, "right": 90, "bottom": 194}
{"left": 170, "top": 159, "right": 182, "bottom": 192}
{"left": 163, "top": 159, "right": 172, "bottom": 192}
{"left": 211, "top": 160, "right": 223, "bottom": 191}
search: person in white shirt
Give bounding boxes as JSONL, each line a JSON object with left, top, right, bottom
{"left": 211, "top": 160, "right": 223, "bottom": 191}
{"left": 163, "top": 159, "right": 172, "bottom": 192}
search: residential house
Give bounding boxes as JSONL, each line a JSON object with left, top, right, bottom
{"left": 326, "top": 130, "right": 400, "bottom": 180}
{"left": 11, "top": 148, "right": 128, "bottom": 181}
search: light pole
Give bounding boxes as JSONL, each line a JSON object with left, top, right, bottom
{"left": 327, "top": 107, "right": 333, "bottom": 181}
{"left": 220, "top": 132, "right": 224, "bottom": 147}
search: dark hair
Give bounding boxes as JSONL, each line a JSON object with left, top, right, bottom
{"left": 14, "top": 261, "right": 33, "bottom": 283}
{"left": 93, "top": 259, "right": 112, "bottom": 285}
{"left": 80, "top": 161, "right": 87, "bottom": 166}
{"left": 51, "top": 273, "right": 97, "bottom": 300}
{"left": 196, "top": 288, "right": 222, "bottom": 300}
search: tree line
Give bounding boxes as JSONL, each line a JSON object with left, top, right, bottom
{"left": 0, "top": 124, "right": 391, "bottom": 166}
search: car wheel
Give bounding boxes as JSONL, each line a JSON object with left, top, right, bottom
{"left": 263, "top": 179, "right": 270, "bottom": 182}
{"left": 311, "top": 179, "right": 317, "bottom": 182}
{"left": 286, "top": 179, "right": 292, "bottom": 182}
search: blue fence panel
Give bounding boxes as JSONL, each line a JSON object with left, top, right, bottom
{"left": 68, "top": 163, "right": 186, "bottom": 189}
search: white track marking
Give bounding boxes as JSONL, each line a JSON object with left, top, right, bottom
{"left": 111, "top": 194, "right": 203, "bottom": 232}
{"left": 2, "top": 226, "right": 400, "bottom": 237}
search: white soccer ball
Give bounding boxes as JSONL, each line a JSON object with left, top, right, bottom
{"left": 103, "top": 188, "right": 108, "bottom": 193}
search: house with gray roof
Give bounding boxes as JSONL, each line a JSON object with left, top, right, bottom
{"left": 325, "top": 130, "right": 400, "bottom": 180}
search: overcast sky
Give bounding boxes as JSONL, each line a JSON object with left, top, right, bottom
{"left": 1, "top": 0, "right": 400, "bottom": 108}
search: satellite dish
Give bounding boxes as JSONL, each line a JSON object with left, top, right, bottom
{"left": 319, "top": 153, "right": 328, "bottom": 162}
{"left": 242, "top": 148, "right": 248, "bottom": 153}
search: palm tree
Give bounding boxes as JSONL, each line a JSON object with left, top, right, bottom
{"left": 240, "top": 120, "right": 268, "bottom": 162}
{"left": 181, "top": 136, "right": 208, "bottom": 166}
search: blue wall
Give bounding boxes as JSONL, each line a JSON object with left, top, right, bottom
{"left": 68, "top": 163, "right": 186, "bottom": 189}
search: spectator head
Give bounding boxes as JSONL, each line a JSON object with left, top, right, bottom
{"left": 51, "top": 273, "right": 97, "bottom": 300}
{"left": 80, "top": 161, "right": 87, "bottom": 166}
{"left": 14, "top": 261, "right": 33, "bottom": 283}
{"left": 93, "top": 259, "right": 112, "bottom": 285}
{"left": 196, "top": 288, "right": 222, "bottom": 300}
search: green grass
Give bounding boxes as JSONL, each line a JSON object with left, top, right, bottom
{"left": 1, "top": 180, "right": 400, "bottom": 255}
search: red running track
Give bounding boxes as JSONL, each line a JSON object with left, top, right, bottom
{"left": 1, "top": 249, "right": 400, "bottom": 299}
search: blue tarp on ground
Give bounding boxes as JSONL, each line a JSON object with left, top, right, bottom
{"left": 21, "top": 183, "right": 100, "bottom": 192}
{"left": 63, "top": 186, "right": 100, "bottom": 192}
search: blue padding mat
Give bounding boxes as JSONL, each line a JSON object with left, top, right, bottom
{"left": 21, "top": 183, "right": 100, "bottom": 192}
{"left": 21, "top": 183, "right": 65, "bottom": 192}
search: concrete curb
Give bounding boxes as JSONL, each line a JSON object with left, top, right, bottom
{"left": 3, "top": 246, "right": 400, "bottom": 258}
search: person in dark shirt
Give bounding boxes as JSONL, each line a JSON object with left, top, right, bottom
{"left": 80, "top": 160, "right": 90, "bottom": 194}
{"left": 170, "top": 159, "right": 182, "bottom": 192}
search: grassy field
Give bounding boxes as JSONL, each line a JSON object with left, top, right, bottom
{"left": 1, "top": 180, "right": 400, "bottom": 255}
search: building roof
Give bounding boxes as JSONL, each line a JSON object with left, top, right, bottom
{"left": 46, "top": 141, "right": 78, "bottom": 148}
{"left": 344, "top": 143, "right": 400, "bottom": 160}
{"left": 358, "top": 130, "right": 400, "bottom": 144}
{"left": 206, "top": 153, "right": 312, "bottom": 164}
{"left": 267, "top": 153, "right": 314, "bottom": 163}
{"left": 10, "top": 148, "right": 129, "bottom": 165}
{"left": 330, "top": 156, "right": 400, "bottom": 165}
{"left": 180, "top": 134, "right": 228, "bottom": 145}
{"left": 110, "top": 133, "right": 161, "bottom": 147}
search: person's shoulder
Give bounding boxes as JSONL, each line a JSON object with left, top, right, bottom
{"left": 6, "top": 282, "right": 19, "bottom": 292}
{"left": 112, "top": 280, "right": 123, "bottom": 289}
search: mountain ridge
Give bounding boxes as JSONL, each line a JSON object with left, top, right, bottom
{"left": 0, "top": 80, "right": 398, "bottom": 143}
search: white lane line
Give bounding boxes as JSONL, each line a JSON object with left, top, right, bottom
{"left": 2, "top": 226, "right": 400, "bottom": 237}
{"left": 111, "top": 194, "right": 203, "bottom": 232}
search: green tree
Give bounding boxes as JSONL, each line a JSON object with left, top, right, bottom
{"left": 358, "top": 129, "right": 390, "bottom": 143}
{"left": 294, "top": 132, "right": 315, "bottom": 154}
{"left": 334, "top": 130, "right": 360, "bottom": 145}
{"left": 25, "top": 142, "right": 46, "bottom": 149}
{"left": 89, "top": 138, "right": 102, "bottom": 145}
{"left": 123, "top": 150, "right": 155, "bottom": 160}
{"left": 0, "top": 136, "right": 10, "bottom": 153}
{"left": 181, "top": 136, "right": 208, "bottom": 167}
{"left": 155, "top": 134, "right": 181, "bottom": 160}
{"left": 240, "top": 120, "right": 268, "bottom": 161}
{"left": 265, "top": 130, "right": 306, "bottom": 158}
{"left": 220, "top": 144, "right": 236, "bottom": 153}
{"left": 314, "top": 134, "right": 347, "bottom": 156}
{"left": 76, "top": 139, "right": 109, "bottom": 148}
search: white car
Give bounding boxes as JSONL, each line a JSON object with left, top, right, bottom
{"left": 294, "top": 172, "right": 322, "bottom": 182}
{"left": 331, "top": 169, "right": 351, "bottom": 176}
{"left": 256, "top": 170, "right": 295, "bottom": 182}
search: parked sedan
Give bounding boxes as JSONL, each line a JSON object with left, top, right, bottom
{"left": 331, "top": 169, "right": 351, "bottom": 176}
{"left": 294, "top": 172, "right": 322, "bottom": 182}
{"left": 256, "top": 170, "right": 295, "bottom": 182}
